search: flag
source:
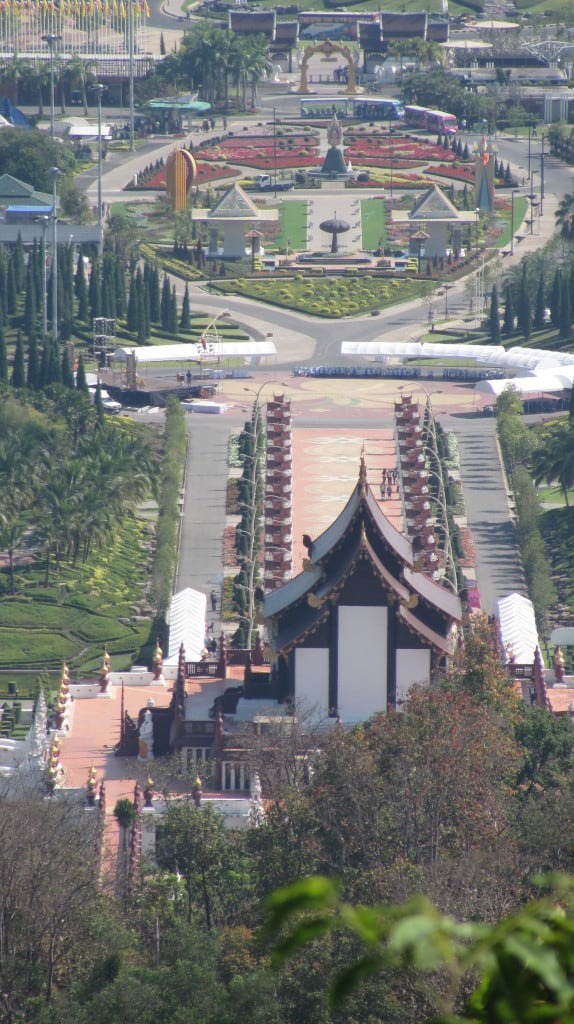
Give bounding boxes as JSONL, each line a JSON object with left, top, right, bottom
{"left": 144, "top": 0, "right": 149, "bottom": 15}
{"left": 120, "top": 0, "right": 125, "bottom": 16}
{"left": 112, "top": 0, "right": 117, "bottom": 12}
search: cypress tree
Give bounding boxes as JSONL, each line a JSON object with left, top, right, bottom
{"left": 13, "top": 234, "right": 25, "bottom": 292}
{"left": 11, "top": 330, "right": 25, "bottom": 388}
{"left": 489, "top": 284, "right": 501, "bottom": 344}
{"left": 517, "top": 265, "right": 531, "bottom": 341}
{"left": 59, "top": 259, "right": 73, "bottom": 342}
{"left": 126, "top": 275, "right": 138, "bottom": 334}
{"left": 550, "top": 269, "right": 562, "bottom": 329}
{"left": 27, "top": 333, "right": 39, "bottom": 389}
{"left": 76, "top": 352, "right": 89, "bottom": 392}
{"left": 168, "top": 285, "right": 178, "bottom": 335}
{"left": 114, "top": 256, "right": 126, "bottom": 319}
{"left": 75, "top": 253, "right": 89, "bottom": 322}
{"left": 102, "top": 253, "right": 116, "bottom": 318}
{"left": 502, "top": 286, "right": 515, "bottom": 337}
{"left": 61, "top": 346, "right": 74, "bottom": 389}
{"left": 160, "top": 274, "right": 171, "bottom": 330}
{"left": 47, "top": 338, "right": 62, "bottom": 385}
{"left": 149, "top": 263, "right": 160, "bottom": 323}
{"left": 0, "top": 326, "right": 7, "bottom": 381}
{"left": 6, "top": 258, "right": 16, "bottom": 315}
{"left": 94, "top": 381, "right": 105, "bottom": 427}
{"left": 0, "top": 248, "right": 8, "bottom": 316}
{"left": 180, "top": 282, "right": 191, "bottom": 330}
{"left": 23, "top": 266, "right": 37, "bottom": 339}
{"left": 560, "top": 276, "right": 571, "bottom": 340}
{"left": 88, "top": 257, "right": 101, "bottom": 320}
{"left": 534, "top": 273, "right": 546, "bottom": 332}
{"left": 39, "top": 342, "right": 49, "bottom": 388}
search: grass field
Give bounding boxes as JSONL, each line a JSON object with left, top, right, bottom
{"left": 276, "top": 200, "right": 308, "bottom": 251}
{"left": 361, "top": 198, "right": 387, "bottom": 252}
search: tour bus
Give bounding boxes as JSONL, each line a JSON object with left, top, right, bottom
{"left": 404, "top": 105, "right": 458, "bottom": 134}
{"left": 300, "top": 96, "right": 404, "bottom": 122}
{"left": 352, "top": 97, "right": 405, "bottom": 122}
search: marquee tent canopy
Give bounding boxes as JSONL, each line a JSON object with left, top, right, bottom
{"left": 111, "top": 341, "right": 277, "bottom": 363}
{"left": 166, "top": 587, "right": 207, "bottom": 665}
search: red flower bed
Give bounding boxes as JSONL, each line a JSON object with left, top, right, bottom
{"left": 198, "top": 136, "right": 319, "bottom": 165}
{"left": 427, "top": 164, "right": 475, "bottom": 183}
{"left": 228, "top": 155, "right": 321, "bottom": 169}
{"left": 343, "top": 137, "right": 455, "bottom": 163}
{"left": 136, "top": 162, "right": 235, "bottom": 190}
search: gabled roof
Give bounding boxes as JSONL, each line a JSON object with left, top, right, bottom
{"left": 208, "top": 183, "right": 262, "bottom": 220}
{"left": 410, "top": 184, "right": 459, "bottom": 221}
{"left": 381, "top": 11, "right": 427, "bottom": 38}
{"left": 228, "top": 9, "right": 276, "bottom": 36}
{"left": 273, "top": 20, "right": 299, "bottom": 44}
{"left": 0, "top": 174, "right": 35, "bottom": 198}
{"left": 265, "top": 461, "right": 461, "bottom": 641}
{"left": 310, "top": 461, "right": 412, "bottom": 566}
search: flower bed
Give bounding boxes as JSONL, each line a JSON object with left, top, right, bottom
{"left": 426, "top": 164, "right": 477, "bottom": 184}
{"left": 130, "top": 162, "right": 236, "bottom": 190}
{"left": 343, "top": 137, "right": 456, "bottom": 164}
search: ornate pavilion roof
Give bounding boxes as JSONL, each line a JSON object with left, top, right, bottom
{"left": 264, "top": 459, "right": 461, "bottom": 655}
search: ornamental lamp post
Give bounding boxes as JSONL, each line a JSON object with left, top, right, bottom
{"left": 42, "top": 33, "right": 61, "bottom": 143}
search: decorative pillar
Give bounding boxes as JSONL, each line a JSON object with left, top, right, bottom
{"left": 554, "top": 645, "right": 565, "bottom": 683}
{"left": 217, "top": 632, "right": 227, "bottom": 680}
{"left": 100, "top": 648, "right": 111, "bottom": 693}
{"left": 152, "top": 637, "right": 163, "bottom": 681}
{"left": 192, "top": 775, "right": 202, "bottom": 807}
{"left": 86, "top": 765, "right": 97, "bottom": 806}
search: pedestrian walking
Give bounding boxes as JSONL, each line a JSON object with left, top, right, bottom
{"left": 210, "top": 589, "right": 217, "bottom": 612}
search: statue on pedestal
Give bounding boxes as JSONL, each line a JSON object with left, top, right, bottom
{"left": 152, "top": 638, "right": 163, "bottom": 681}
{"left": 554, "top": 645, "right": 565, "bottom": 684}
{"left": 138, "top": 709, "right": 154, "bottom": 762}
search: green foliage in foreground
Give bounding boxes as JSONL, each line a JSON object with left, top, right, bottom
{"left": 264, "top": 873, "right": 574, "bottom": 1024}
{"left": 213, "top": 273, "right": 433, "bottom": 318}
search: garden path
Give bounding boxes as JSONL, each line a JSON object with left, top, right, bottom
{"left": 305, "top": 189, "right": 363, "bottom": 252}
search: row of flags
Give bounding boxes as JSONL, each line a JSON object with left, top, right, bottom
{"left": 0, "top": 0, "right": 150, "bottom": 15}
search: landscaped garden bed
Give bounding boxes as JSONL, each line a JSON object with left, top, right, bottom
{"left": 212, "top": 273, "right": 433, "bottom": 318}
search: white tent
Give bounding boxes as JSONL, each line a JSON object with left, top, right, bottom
{"left": 496, "top": 592, "right": 541, "bottom": 667}
{"left": 474, "top": 373, "right": 573, "bottom": 397}
{"left": 166, "top": 588, "right": 207, "bottom": 665}
{"left": 111, "top": 341, "right": 276, "bottom": 364}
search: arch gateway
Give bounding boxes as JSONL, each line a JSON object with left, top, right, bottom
{"left": 298, "top": 40, "right": 357, "bottom": 94}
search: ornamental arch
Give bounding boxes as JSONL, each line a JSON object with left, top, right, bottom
{"left": 298, "top": 40, "right": 357, "bottom": 95}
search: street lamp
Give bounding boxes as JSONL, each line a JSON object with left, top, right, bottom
{"left": 527, "top": 124, "right": 532, "bottom": 180}
{"left": 128, "top": 0, "right": 135, "bottom": 152}
{"left": 530, "top": 170, "right": 537, "bottom": 235}
{"left": 273, "top": 106, "right": 277, "bottom": 196}
{"left": 42, "top": 33, "right": 61, "bottom": 143}
{"left": 49, "top": 166, "right": 62, "bottom": 346}
{"left": 35, "top": 216, "right": 49, "bottom": 346}
{"left": 475, "top": 207, "right": 480, "bottom": 258}
{"left": 96, "top": 83, "right": 106, "bottom": 240}
{"left": 510, "top": 188, "right": 518, "bottom": 256}
{"left": 540, "top": 133, "right": 545, "bottom": 215}
{"left": 389, "top": 116, "right": 393, "bottom": 198}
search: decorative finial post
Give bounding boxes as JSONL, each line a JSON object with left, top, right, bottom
{"left": 554, "top": 645, "right": 565, "bottom": 683}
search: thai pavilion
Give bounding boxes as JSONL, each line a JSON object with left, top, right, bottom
{"left": 263, "top": 456, "right": 462, "bottom": 724}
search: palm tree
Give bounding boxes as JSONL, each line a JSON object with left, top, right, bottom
{"left": 0, "top": 56, "right": 33, "bottom": 105}
{"left": 243, "top": 34, "right": 272, "bottom": 108}
{"left": 555, "top": 193, "right": 574, "bottom": 242}
{"left": 62, "top": 58, "right": 97, "bottom": 116}
{"left": 531, "top": 423, "right": 574, "bottom": 506}
{"left": 29, "top": 63, "right": 51, "bottom": 117}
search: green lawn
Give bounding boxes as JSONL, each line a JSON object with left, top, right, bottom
{"left": 276, "top": 200, "right": 308, "bottom": 252}
{"left": 361, "top": 198, "right": 387, "bottom": 252}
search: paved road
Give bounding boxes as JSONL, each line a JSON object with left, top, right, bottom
{"left": 445, "top": 412, "right": 527, "bottom": 613}
{"left": 176, "top": 413, "right": 238, "bottom": 631}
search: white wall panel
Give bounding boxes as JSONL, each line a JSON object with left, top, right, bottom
{"left": 395, "top": 648, "right": 431, "bottom": 708}
{"left": 295, "top": 647, "right": 330, "bottom": 718}
{"left": 338, "top": 606, "right": 387, "bottom": 722}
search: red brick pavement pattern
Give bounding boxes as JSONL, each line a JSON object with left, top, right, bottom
{"left": 291, "top": 427, "right": 402, "bottom": 576}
